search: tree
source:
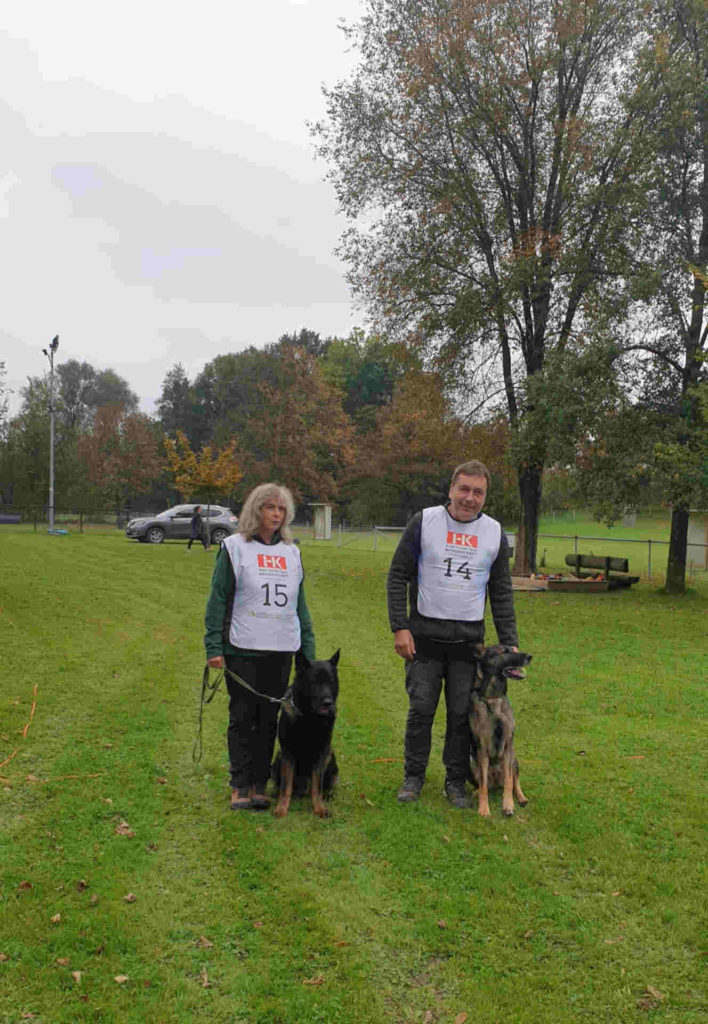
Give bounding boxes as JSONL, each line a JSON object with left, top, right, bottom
{"left": 315, "top": 0, "right": 647, "bottom": 571}
{"left": 77, "top": 405, "right": 161, "bottom": 508}
{"left": 163, "top": 431, "right": 244, "bottom": 515}
{"left": 321, "top": 329, "right": 404, "bottom": 434}
{"left": 156, "top": 363, "right": 201, "bottom": 444}
{"left": 347, "top": 368, "right": 516, "bottom": 523}
{"left": 619, "top": 0, "right": 707, "bottom": 592}
{"left": 237, "top": 345, "right": 355, "bottom": 502}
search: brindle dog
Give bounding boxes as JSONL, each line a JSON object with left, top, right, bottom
{"left": 273, "top": 650, "right": 340, "bottom": 819}
{"left": 468, "top": 644, "right": 532, "bottom": 817}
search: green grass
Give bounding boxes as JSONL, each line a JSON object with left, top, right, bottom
{"left": 1, "top": 530, "right": 706, "bottom": 1023}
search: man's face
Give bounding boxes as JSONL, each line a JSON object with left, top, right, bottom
{"left": 448, "top": 473, "right": 487, "bottom": 521}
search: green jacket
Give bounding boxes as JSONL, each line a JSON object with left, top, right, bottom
{"left": 204, "top": 535, "right": 316, "bottom": 661}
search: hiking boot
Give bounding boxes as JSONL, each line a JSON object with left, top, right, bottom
{"left": 397, "top": 775, "right": 424, "bottom": 803}
{"left": 444, "top": 779, "right": 470, "bottom": 809}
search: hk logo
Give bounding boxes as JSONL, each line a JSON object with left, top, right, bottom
{"left": 257, "top": 554, "right": 287, "bottom": 571}
{"left": 446, "top": 531, "right": 478, "bottom": 549}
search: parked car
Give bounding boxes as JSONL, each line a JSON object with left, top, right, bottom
{"left": 125, "top": 505, "right": 238, "bottom": 545}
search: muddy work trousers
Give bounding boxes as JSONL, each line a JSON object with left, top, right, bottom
{"left": 225, "top": 652, "right": 292, "bottom": 790}
{"left": 403, "top": 653, "right": 473, "bottom": 783}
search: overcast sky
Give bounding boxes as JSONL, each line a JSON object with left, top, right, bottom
{"left": 0, "top": 0, "right": 365, "bottom": 416}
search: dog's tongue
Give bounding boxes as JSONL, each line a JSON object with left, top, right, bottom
{"left": 504, "top": 667, "right": 526, "bottom": 679}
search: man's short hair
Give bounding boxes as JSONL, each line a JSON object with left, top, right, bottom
{"left": 450, "top": 460, "right": 491, "bottom": 489}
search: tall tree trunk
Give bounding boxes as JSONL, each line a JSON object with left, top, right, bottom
{"left": 665, "top": 505, "right": 689, "bottom": 593}
{"left": 514, "top": 465, "right": 543, "bottom": 575}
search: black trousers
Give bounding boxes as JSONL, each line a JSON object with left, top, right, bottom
{"left": 224, "top": 652, "right": 292, "bottom": 790}
{"left": 187, "top": 533, "right": 207, "bottom": 549}
{"left": 403, "top": 653, "right": 473, "bottom": 783}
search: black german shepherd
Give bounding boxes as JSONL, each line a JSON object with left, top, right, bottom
{"left": 469, "top": 644, "right": 532, "bottom": 818}
{"left": 272, "top": 650, "right": 340, "bottom": 818}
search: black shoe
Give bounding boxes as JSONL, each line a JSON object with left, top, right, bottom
{"left": 397, "top": 775, "right": 424, "bottom": 803}
{"left": 444, "top": 779, "right": 469, "bottom": 809}
{"left": 251, "top": 782, "right": 270, "bottom": 811}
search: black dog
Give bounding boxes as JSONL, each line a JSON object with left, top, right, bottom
{"left": 273, "top": 650, "right": 340, "bottom": 818}
{"left": 468, "top": 644, "right": 532, "bottom": 818}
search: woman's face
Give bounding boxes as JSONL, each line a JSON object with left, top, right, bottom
{"left": 259, "top": 496, "right": 287, "bottom": 536}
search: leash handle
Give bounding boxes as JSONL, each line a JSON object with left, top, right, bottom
{"left": 192, "top": 663, "right": 291, "bottom": 764}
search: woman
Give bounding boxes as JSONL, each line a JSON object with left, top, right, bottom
{"left": 204, "top": 483, "right": 315, "bottom": 810}
{"left": 187, "top": 505, "right": 207, "bottom": 550}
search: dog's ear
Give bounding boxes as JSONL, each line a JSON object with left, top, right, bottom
{"left": 329, "top": 649, "right": 340, "bottom": 668}
{"left": 295, "top": 650, "right": 311, "bottom": 672}
{"left": 473, "top": 643, "right": 485, "bottom": 657}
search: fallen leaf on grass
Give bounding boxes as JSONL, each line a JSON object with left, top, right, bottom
{"left": 199, "top": 967, "right": 211, "bottom": 988}
{"left": 114, "top": 975, "right": 129, "bottom": 984}
{"left": 455, "top": 1013, "right": 468, "bottom": 1024}
{"left": 51, "top": 913, "right": 61, "bottom": 924}
{"left": 612, "top": 891, "right": 621, "bottom": 896}
{"left": 442, "top": 835, "right": 450, "bottom": 844}
{"left": 196, "top": 936, "right": 214, "bottom": 948}
{"left": 123, "top": 893, "right": 137, "bottom": 903}
{"left": 604, "top": 936, "right": 624, "bottom": 944}
{"left": 102, "top": 797, "right": 113, "bottom": 805}
{"left": 624, "top": 755, "right": 646, "bottom": 760}
{"left": 371, "top": 757, "right": 400, "bottom": 763}
{"left": 437, "top": 920, "right": 447, "bottom": 929}
{"left": 424, "top": 1013, "right": 434, "bottom": 1024}
{"left": 575, "top": 750, "right": 587, "bottom": 756}
{"left": 646, "top": 986, "right": 664, "bottom": 999}
{"left": 303, "top": 975, "right": 325, "bottom": 986}
{"left": 71, "top": 971, "right": 82, "bottom": 985}
{"left": 18, "top": 881, "right": 32, "bottom": 890}
{"left": 523, "top": 930, "right": 533, "bottom": 938}
{"left": 637, "top": 986, "right": 665, "bottom": 1011}
{"left": 25, "top": 774, "right": 41, "bottom": 782}
{"left": 89, "top": 894, "right": 98, "bottom": 906}
{"left": 333, "top": 941, "right": 348, "bottom": 947}
{"left": 156, "top": 777, "right": 167, "bottom": 784}
{"left": 76, "top": 880, "right": 89, "bottom": 892}
{"left": 115, "top": 822, "right": 135, "bottom": 837}
{"left": 20, "top": 1013, "right": 36, "bottom": 1019}
{"left": 253, "top": 921, "right": 264, "bottom": 929}
{"left": 0, "top": 953, "right": 9, "bottom": 962}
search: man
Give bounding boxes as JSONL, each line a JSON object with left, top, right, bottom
{"left": 387, "top": 460, "right": 520, "bottom": 808}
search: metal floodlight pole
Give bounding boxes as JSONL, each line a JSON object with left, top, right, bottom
{"left": 42, "top": 335, "right": 59, "bottom": 531}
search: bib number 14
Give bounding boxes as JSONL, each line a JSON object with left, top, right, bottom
{"left": 261, "top": 582, "right": 288, "bottom": 607}
{"left": 443, "top": 557, "right": 471, "bottom": 581}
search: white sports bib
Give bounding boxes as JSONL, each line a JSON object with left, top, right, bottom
{"left": 223, "top": 534, "right": 303, "bottom": 651}
{"left": 417, "top": 506, "right": 501, "bottom": 621}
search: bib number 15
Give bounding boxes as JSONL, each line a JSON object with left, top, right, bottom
{"left": 261, "top": 582, "right": 288, "bottom": 607}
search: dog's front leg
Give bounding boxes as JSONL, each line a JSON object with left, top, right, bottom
{"left": 274, "top": 759, "right": 295, "bottom": 818}
{"left": 502, "top": 751, "right": 515, "bottom": 817}
{"left": 477, "top": 754, "right": 491, "bottom": 817}
{"left": 310, "top": 764, "right": 330, "bottom": 818}
{"left": 513, "top": 769, "right": 528, "bottom": 807}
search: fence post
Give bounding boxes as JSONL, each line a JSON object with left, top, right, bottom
{"left": 574, "top": 535, "right": 578, "bottom": 557}
{"left": 338, "top": 521, "right": 342, "bottom": 547}
{"left": 79, "top": 511, "right": 83, "bottom": 534}
{"left": 647, "top": 539, "right": 652, "bottom": 579}
{"left": 33, "top": 509, "right": 37, "bottom": 533}
{"left": 373, "top": 527, "right": 378, "bottom": 552}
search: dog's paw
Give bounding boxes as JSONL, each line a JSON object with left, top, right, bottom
{"left": 274, "top": 804, "right": 288, "bottom": 819}
{"left": 313, "top": 806, "right": 330, "bottom": 819}
{"left": 502, "top": 807, "right": 514, "bottom": 817}
{"left": 478, "top": 806, "right": 491, "bottom": 818}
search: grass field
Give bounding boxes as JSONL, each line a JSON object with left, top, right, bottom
{"left": 1, "top": 529, "right": 706, "bottom": 1023}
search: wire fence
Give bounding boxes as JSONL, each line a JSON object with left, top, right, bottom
{"left": 3, "top": 507, "right": 707, "bottom": 580}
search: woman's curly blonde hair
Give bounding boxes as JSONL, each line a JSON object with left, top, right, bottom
{"left": 237, "top": 483, "right": 296, "bottom": 543}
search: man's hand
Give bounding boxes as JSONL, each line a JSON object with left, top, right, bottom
{"left": 207, "top": 656, "right": 225, "bottom": 669}
{"left": 394, "top": 629, "right": 416, "bottom": 661}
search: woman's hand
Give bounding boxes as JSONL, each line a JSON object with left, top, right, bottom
{"left": 207, "top": 656, "right": 225, "bottom": 669}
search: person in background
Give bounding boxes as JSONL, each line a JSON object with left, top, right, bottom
{"left": 203, "top": 483, "right": 315, "bottom": 811}
{"left": 387, "top": 460, "right": 520, "bottom": 809}
{"left": 187, "top": 505, "right": 208, "bottom": 551}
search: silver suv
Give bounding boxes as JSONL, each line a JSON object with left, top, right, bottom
{"left": 126, "top": 504, "right": 238, "bottom": 545}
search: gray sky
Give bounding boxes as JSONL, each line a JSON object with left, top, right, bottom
{"left": 1, "top": 0, "right": 364, "bottom": 416}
